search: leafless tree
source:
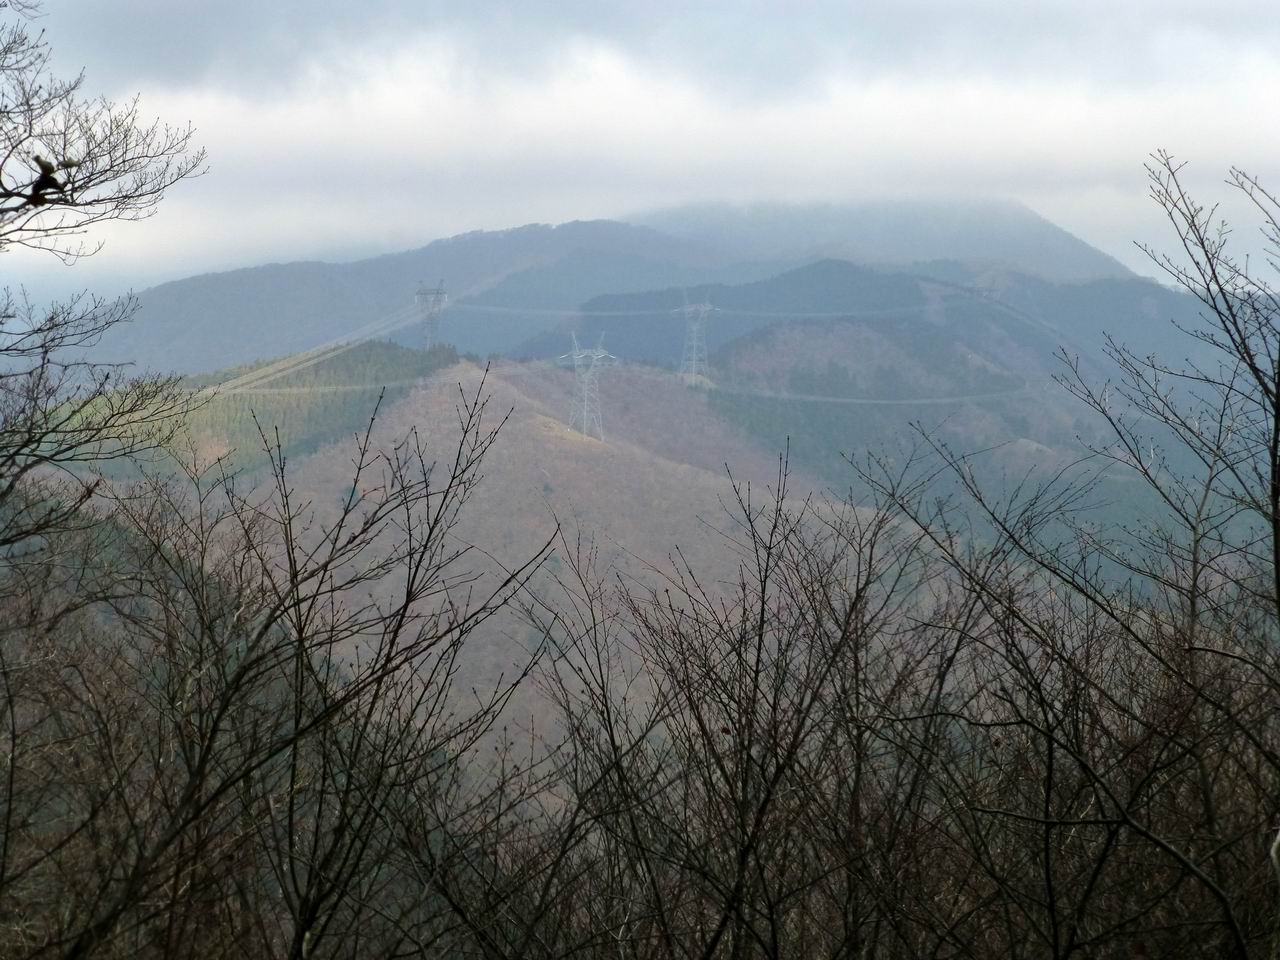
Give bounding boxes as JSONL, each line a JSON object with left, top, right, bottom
{"left": 0, "top": 0, "right": 204, "bottom": 565}
{"left": 406, "top": 154, "right": 1280, "bottom": 960}
{"left": 7, "top": 3, "right": 1280, "bottom": 950}
{"left": 0, "top": 387, "right": 554, "bottom": 959}
{"left": 851, "top": 152, "right": 1280, "bottom": 958}
{"left": 0, "top": 1, "right": 204, "bottom": 259}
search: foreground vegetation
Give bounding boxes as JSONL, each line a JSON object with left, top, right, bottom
{"left": 4, "top": 4, "right": 1280, "bottom": 957}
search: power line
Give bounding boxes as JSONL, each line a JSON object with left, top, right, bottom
{"left": 201, "top": 302, "right": 420, "bottom": 396}
{"left": 416, "top": 280, "right": 447, "bottom": 350}
{"left": 222, "top": 362, "right": 1037, "bottom": 411}
{"left": 225, "top": 363, "right": 549, "bottom": 396}
{"left": 559, "top": 334, "right": 617, "bottom": 441}
{"left": 443, "top": 280, "right": 1071, "bottom": 351}
{"left": 675, "top": 298, "right": 717, "bottom": 381}
{"left": 198, "top": 277, "right": 1054, "bottom": 405}
{"left": 446, "top": 301, "right": 919, "bottom": 320}
{"left": 711, "top": 379, "right": 1038, "bottom": 407}
{"left": 209, "top": 282, "right": 1047, "bottom": 398}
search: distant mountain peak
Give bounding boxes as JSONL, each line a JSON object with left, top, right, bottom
{"left": 631, "top": 199, "right": 1132, "bottom": 283}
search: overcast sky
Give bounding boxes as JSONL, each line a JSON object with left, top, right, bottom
{"left": 9, "top": 0, "right": 1280, "bottom": 297}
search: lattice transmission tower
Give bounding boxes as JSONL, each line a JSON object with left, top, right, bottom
{"left": 559, "top": 333, "right": 617, "bottom": 440}
{"left": 675, "top": 299, "right": 717, "bottom": 381}
{"left": 415, "top": 280, "right": 448, "bottom": 351}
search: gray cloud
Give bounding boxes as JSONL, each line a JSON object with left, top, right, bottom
{"left": 42, "top": 1, "right": 1280, "bottom": 94}
{"left": 10, "top": 1, "right": 1280, "bottom": 299}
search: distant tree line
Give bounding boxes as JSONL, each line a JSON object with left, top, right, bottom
{"left": 3, "top": 3, "right": 1280, "bottom": 957}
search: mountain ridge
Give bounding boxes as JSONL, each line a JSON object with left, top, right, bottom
{"left": 634, "top": 199, "right": 1134, "bottom": 283}
{"left": 96, "top": 203, "right": 1141, "bottom": 375}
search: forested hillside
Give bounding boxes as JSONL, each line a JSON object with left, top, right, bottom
{"left": 182, "top": 341, "right": 457, "bottom": 466}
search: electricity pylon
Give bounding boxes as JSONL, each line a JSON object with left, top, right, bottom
{"left": 559, "top": 333, "right": 617, "bottom": 440}
{"left": 675, "top": 299, "right": 716, "bottom": 381}
{"left": 415, "top": 280, "right": 447, "bottom": 351}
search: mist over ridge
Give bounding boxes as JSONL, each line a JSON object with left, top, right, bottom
{"left": 100, "top": 196, "right": 1148, "bottom": 376}
{"left": 633, "top": 198, "right": 1134, "bottom": 282}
